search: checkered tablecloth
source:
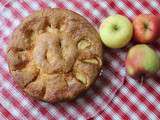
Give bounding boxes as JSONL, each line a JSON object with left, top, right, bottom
{"left": 0, "top": 0, "right": 160, "bottom": 120}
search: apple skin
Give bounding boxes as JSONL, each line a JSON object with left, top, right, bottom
{"left": 133, "top": 14, "right": 160, "bottom": 43}
{"left": 158, "top": 15, "right": 160, "bottom": 39}
{"left": 125, "top": 44, "right": 160, "bottom": 77}
{"left": 99, "top": 14, "right": 133, "bottom": 48}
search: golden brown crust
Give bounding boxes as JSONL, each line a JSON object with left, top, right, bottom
{"left": 7, "top": 8, "right": 102, "bottom": 103}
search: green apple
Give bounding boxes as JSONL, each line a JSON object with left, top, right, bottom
{"left": 99, "top": 14, "right": 133, "bottom": 48}
{"left": 125, "top": 44, "right": 160, "bottom": 77}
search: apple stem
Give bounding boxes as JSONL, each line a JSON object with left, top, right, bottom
{"left": 140, "top": 75, "right": 144, "bottom": 86}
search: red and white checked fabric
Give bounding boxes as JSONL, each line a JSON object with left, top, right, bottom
{"left": 0, "top": 0, "right": 160, "bottom": 120}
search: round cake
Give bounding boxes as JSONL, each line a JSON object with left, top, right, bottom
{"left": 7, "top": 8, "right": 102, "bottom": 103}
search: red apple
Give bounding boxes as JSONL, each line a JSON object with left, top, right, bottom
{"left": 125, "top": 44, "right": 160, "bottom": 77}
{"left": 133, "top": 14, "right": 160, "bottom": 43}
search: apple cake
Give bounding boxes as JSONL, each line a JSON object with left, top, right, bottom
{"left": 7, "top": 8, "right": 102, "bottom": 103}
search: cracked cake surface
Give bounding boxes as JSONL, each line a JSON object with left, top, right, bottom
{"left": 7, "top": 8, "right": 102, "bottom": 103}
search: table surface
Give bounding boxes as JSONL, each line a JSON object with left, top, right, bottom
{"left": 0, "top": 0, "right": 160, "bottom": 120}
